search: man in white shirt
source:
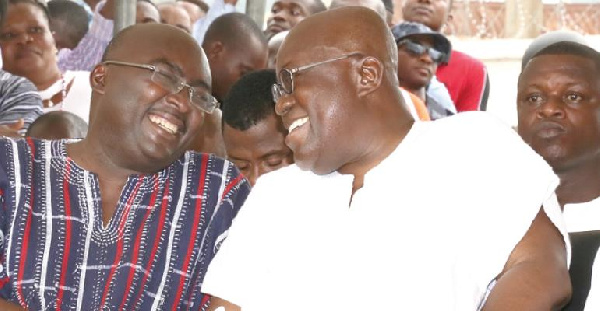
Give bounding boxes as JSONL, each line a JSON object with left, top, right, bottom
{"left": 518, "top": 40, "right": 600, "bottom": 310}
{"left": 202, "top": 7, "right": 571, "bottom": 311}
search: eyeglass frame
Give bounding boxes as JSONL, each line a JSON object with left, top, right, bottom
{"left": 271, "top": 52, "right": 362, "bottom": 102}
{"left": 396, "top": 39, "right": 446, "bottom": 64}
{"left": 101, "top": 60, "right": 219, "bottom": 114}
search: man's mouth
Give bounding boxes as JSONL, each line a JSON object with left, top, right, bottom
{"left": 149, "top": 115, "right": 179, "bottom": 135}
{"left": 289, "top": 117, "right": 308, "bottom": 133}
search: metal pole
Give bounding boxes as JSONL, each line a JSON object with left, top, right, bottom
{"left": 246, "top": 0, "right": 267, "bottom": 30}
{"left": 113, "top": 0, "right": 136, "bottom": 36}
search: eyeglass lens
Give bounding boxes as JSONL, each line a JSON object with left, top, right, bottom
{"left": 402, "top": 40, "right": 444, "bottom": 63}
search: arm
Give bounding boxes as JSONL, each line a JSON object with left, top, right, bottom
{"left": 192, "top": 0, "right": 238, "bottom": 44}
{"left": 482, "top": 209, "right": 571, "bottom": 310}
{"left": 57, "top": 0, "right": 114, "bottom": 72}
{"left": 0, "top": 73, "right": 43, "bottom": 134}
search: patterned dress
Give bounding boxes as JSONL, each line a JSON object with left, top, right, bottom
{"left": 0, "top": 138, "right": 250, "bottom": 310}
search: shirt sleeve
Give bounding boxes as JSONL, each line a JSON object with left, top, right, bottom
{"left": 57, "top": 0, "right": 113, "bottom": 72}
{"left": 192, "top": 0, "right": 237, "bottom": 45}
{"left": 0, "top": 72, "right": 43, "bottom": 134}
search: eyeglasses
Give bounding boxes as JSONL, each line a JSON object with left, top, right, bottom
{"left": 397, "top": 39, "right": 445, "bottom": 63}
{"left": 102, "top": 60, "right": 219, "bottom": 114}
{"left": 271, "top": 52, "right": 361, "bottom": 102}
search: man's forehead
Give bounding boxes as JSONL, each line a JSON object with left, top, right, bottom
{"left": 274, "top": 0, "right": 314, "bottom": 9}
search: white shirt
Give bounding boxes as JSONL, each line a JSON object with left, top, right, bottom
{"left": 203, "top": 112, "right": 569, "bottom": 311}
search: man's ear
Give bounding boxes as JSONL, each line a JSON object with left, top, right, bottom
{"left": 90, "top": 64, "right": 107, "bottom": 95}
{"left": 204, "top": 41, "right": 224, "bottom": 61}
{"left": 356, "top": 56, "right": 384, "bottom": 98}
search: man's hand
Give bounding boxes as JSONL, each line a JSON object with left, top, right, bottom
{"left": 205, "top": 296, "right": 241, "bottom": 311}
{"left": 0, "top": 119, "right": 24, "bottom": 138}
{"left": 0, "top": 298, "right": 25, "bottom": 311}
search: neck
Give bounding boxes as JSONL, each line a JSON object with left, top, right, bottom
{"left": 341, "top": 93, "right": 415, "bottom": 194}
{"left": 556, "top": 160, "right": 600, "bottom": 208}
{"left": 67, "top": 138, "right": 136, "bottom": 183}
{"left": 32, "top": 67, "right": 63, "bottom": 91}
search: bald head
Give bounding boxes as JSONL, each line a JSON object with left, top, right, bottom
{"left": 329, "top": 0, "right": 386, "bottom": 21}
{"left": 103, "top": 23, "right": 210, "bottom": 81}
{"left": 158, "top": 2, "right": 192, "bottom": 33}
{"left": 279, "top": 6, "right": 397, "bottom": 83}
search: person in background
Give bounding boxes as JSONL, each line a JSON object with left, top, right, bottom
{"left": 392, "top": 22, "right": 455, "bottom": 119}
{"left": 402, "top": 0, "right": 489, "bottom": 112}
{"left": 517, "top": 41, "right": 600, "bottom": 311}
{"left": 26, "top": 110, "right": 87, "bottom": 139}
{"left": 0, "top": 23, "right": 249, "bottom": 311}
{"left": 222, "top": 69, "right": 293, "bottom": 186}
{"left": 158, "top": 2, "right": 191, "bottom": 33}
{"left": 57, "top": 0, "right": 159, "bottom": 73}
{"left": 264, "top": 0, "right": 326, "bottom": 40}
{"left": 48, "top": 0, "right": 89, "bottom": 50}
{"left": 1, "top": 0, "right": 91, "bottom": 123}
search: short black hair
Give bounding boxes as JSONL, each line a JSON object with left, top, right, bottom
{"left": 178, "top": 0, "right": 209, "bottom": 13}
{"left": 222, "top": 69, "right": 277, "bottom": 131}
{"left": 48, "top": 0, "right": 89, "bottom": 46}
{"left": 7, "top": 0, "right": 50, "bottom": 23}
{"left": 203, "top": 12, "right": 267, "bottom": 49}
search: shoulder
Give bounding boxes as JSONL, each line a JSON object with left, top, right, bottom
{"left": 449, "top": 50, "right": 486, "bottom": 73}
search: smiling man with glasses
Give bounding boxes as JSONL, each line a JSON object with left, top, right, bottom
{"left": 0, "top": 23, "right": 249, "bottom": 311}
{"left": 203, "top": 7, "right": 571, "bottom": 311}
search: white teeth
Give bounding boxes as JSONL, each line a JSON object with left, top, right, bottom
{"left": 149, "top": 115, "right": 178, "bottom": 134}
{"left": 289, "top": 117, "right": 308, "bottom": 132}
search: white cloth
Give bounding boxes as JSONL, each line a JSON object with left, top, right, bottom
{"left": 43, "top": 71, "right": 92, "bottom": 123}
{"left": 202, "top": 112, "right": 569, "bottom": 311}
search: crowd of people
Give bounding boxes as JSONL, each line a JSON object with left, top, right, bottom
{"left": 0, "top": 0, "right": 598, "bottom": 309}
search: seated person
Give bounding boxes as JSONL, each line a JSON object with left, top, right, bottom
{"left": 402, "top": 0, "right": 489, "bottom": 111}
{"left": 392, "top": 22, "right": 455, "bottom": 120}
{"left": 203, "top": 7, "right": 570, "bottom": 311}
{"left": 26, "top": 110, "right": 88, "bottom": 139}
{"left": 517, "top": 41, "right": 600, "bottom": 311}
{"left": 222, "top": 69, "right": 293, "bottom": 186}
{"left": 0, "top": 70, "right": 43, "bottom": 136}
{"left": 0, "top": 0, "right": 91, "bottom": 123}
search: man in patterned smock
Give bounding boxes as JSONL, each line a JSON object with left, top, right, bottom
{"left": 0, "top": 23, "right": 249, "bottom": 310}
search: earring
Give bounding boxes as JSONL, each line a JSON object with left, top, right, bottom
{"left": 361, "top": 79, "right": 368, "bottom": 84}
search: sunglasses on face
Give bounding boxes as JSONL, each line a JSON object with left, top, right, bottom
{"left": 397, "top": 39, "right": 445, "bottom": 63}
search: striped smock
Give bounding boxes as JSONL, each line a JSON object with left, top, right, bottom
{"left": 0, "top": 138, "right": 249, "bottom": 310}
